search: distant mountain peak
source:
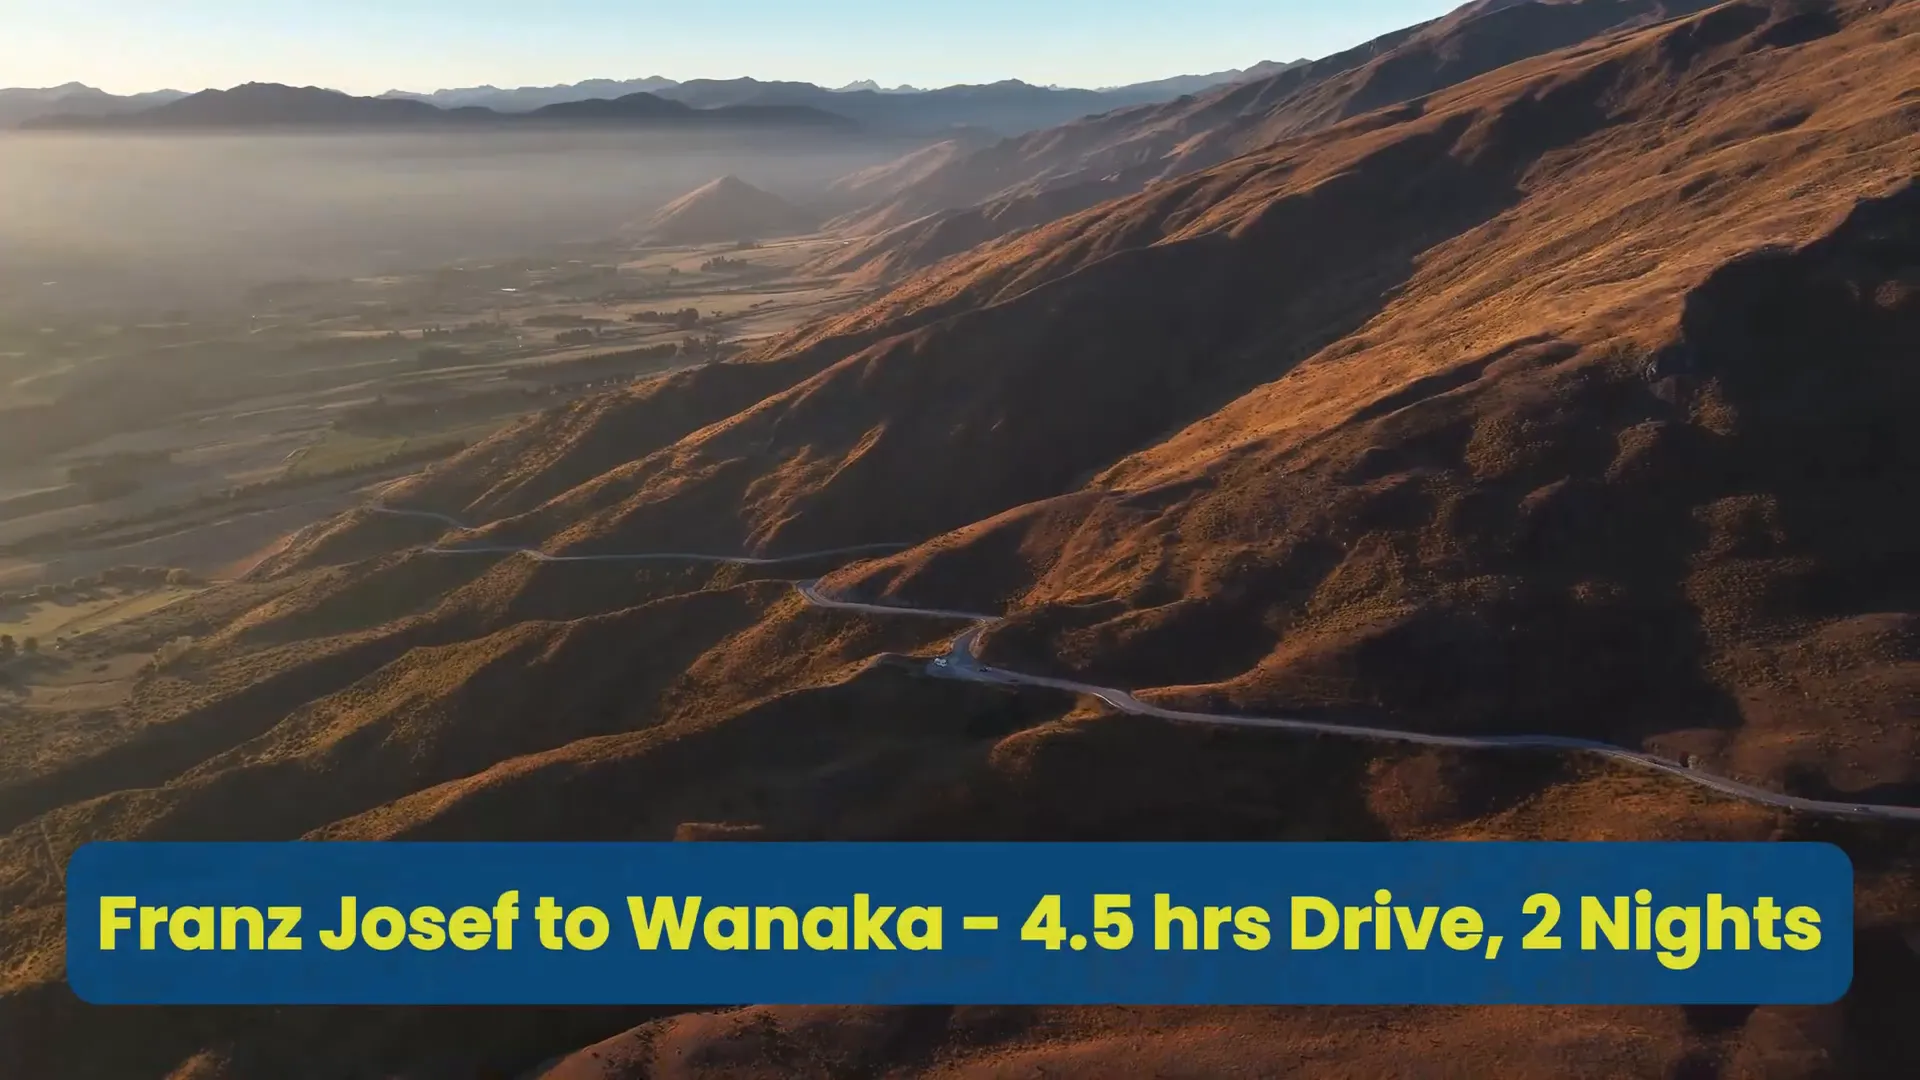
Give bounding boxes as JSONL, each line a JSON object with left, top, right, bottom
{"left": 830, "top": 79, "right": 928, "bottom": 94}
{"left": 0, "top": 81, "right": 105, "bottom": 101}
{"left": 638, "top": 174, "right": 817, "bottom": 244}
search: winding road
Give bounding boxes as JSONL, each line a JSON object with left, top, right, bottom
{"left": 368, "top": 506, "right": 1920, "bottom": 823}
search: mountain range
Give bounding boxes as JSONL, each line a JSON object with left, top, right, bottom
{"left": 380, "top": 67, "right": 1305, "bottom": 115}
{"left": 0, "top": 82, "right": 187, "bottom": 128}
{"left": 4, "top": 0, "right": 1918, "bottom": 1076}
{"left": 2, "top": 64, "right": 1307, "bottom": 136}
{"left": 20, "top": 83, "right": 861, "bottom": 132}
{"left": 378, "top": 76, "right": 928, "bottom": 110}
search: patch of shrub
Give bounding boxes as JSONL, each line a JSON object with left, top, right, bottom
{"left": 153, "top": 635, "right": 195, "bottom": 669}
{"left": 628, "top": 307, "right": 702, "bottom": 330}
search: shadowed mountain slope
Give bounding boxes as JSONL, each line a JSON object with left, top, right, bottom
{"left": 822, "top": 128, "right": 1001, "bottom": 211}
{"left": 817, "top": 0, "right": 1726, "bottom": 280}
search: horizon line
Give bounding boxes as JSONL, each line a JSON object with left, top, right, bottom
{"left": 5, "top": 59, "right": 1304, "bottom": 103}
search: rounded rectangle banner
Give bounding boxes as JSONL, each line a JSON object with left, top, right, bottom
{"left": 66, "top": 841, "right": 1852, "bottom": 1005}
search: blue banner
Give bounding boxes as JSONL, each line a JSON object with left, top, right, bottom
{"left": 66, "top": 841, "right": 1851, "bottom": 1005}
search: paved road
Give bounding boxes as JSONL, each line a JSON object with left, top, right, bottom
{"left": 373, "top": 504, "right": 1920, "bottom": 823}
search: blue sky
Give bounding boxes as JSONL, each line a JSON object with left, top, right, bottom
{"left": 5, "top": 1, "right": 1464, "bottom": 95}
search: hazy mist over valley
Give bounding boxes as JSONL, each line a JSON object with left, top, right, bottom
{"left": 0, "top": 128, "right": 910, "bottom": 311}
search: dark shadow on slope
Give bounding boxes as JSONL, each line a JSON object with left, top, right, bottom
{"left": 1348, "top": 179, "right": 1920, "bottom": 746}
{"left": 1679, "top": 180, "right": 1920, "bottom": 622}
{"left": 1781, "top": 813, "right": 1920, "bottom": 1079}
{"left": 1756, "top": 2, "right": 1843, "bottom": 48}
